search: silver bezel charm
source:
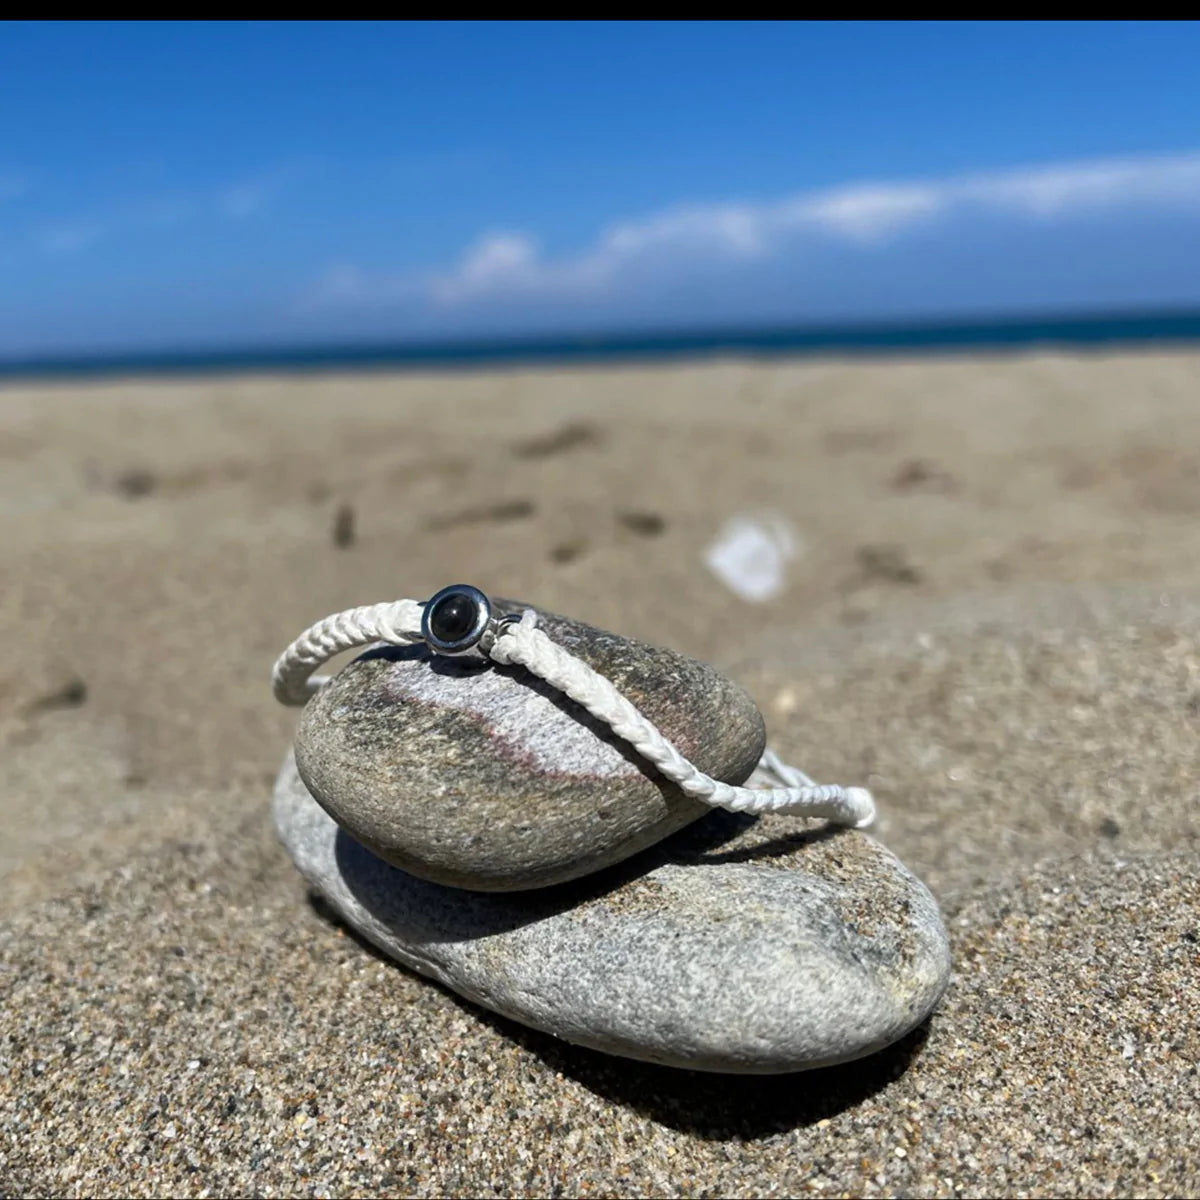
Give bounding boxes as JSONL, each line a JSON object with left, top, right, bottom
{"left": 421, "top": 583, "right": 515, "bottom": 657}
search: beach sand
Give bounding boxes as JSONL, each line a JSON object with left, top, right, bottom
{"left": 2, "top": 350, "right": 1198, "bottom": 1195}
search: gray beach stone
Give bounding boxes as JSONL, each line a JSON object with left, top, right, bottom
{"left": 274, "top": 751, "right": 951, "bottom": 1074}
{"left": 294, "top": 600, "right": 766, "bottom": 891}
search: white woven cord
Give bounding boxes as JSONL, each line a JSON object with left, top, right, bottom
{"left": 271, "top": 600, "right": 875, "bottom": 827}
{"left": 271, "top": 600, "right": 425, "bottom": 706}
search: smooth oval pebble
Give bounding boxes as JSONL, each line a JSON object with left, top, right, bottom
{"left": 274, "top": 751, "right": 951, "bottom": 1074}
{"left": 294, "top": 600, "right": 766, "bottom": 891}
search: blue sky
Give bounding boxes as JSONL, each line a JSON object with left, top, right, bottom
{"left": 4, "top": 21, "right": 1200, "bottom": 357}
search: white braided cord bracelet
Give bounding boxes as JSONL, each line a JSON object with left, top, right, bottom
{"left": 272, "top": 585, "right": 875, "bottom": 828}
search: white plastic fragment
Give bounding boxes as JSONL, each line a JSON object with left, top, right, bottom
{"left": 704, "top": 513, "right": 801, "bottom": 602}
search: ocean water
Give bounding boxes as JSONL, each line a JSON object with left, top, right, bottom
{"left": 4, "top": 307, "right": 1200, "bottom": 381}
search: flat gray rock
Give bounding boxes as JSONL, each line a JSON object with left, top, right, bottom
{"left": 294, "top": 600, "right": 765, "bottom": 891}
{"left": 274, "top": 751, "right": 951, "bottom": 1074}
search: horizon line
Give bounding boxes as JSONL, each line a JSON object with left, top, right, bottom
{"left": 5, "top": 303, "right": 1200, "bottom": 384}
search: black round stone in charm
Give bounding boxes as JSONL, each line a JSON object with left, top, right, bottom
{"left": 422, "top": 583, "right": 492, "bottom": 654}
{"left": 430, "top": 592, "right": 478, "bottom": 643}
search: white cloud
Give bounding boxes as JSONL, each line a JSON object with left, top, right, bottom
{"left": 787, "top": 182, "right": 946, "bottom": 241}
{"left": 960, "top": 154, "right": 1200, "bottom": 217}
{"left": 28, "top": 165, "right": 299, "bottom": 256}
{"left": 427, "top": 231, "right": 614, "bottom": 304}
{"left": 318, "top": 150, "right": 1200, "bottom": 311}
{"left": 431, "top": 233, "right": 544, "bottom": 302}
{"left": 299, "top": 263, "right": 424, "bottom": 312}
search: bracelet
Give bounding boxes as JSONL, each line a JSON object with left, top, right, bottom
{"left": 272, "top": 584, "right": 875, "bottom": 827}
